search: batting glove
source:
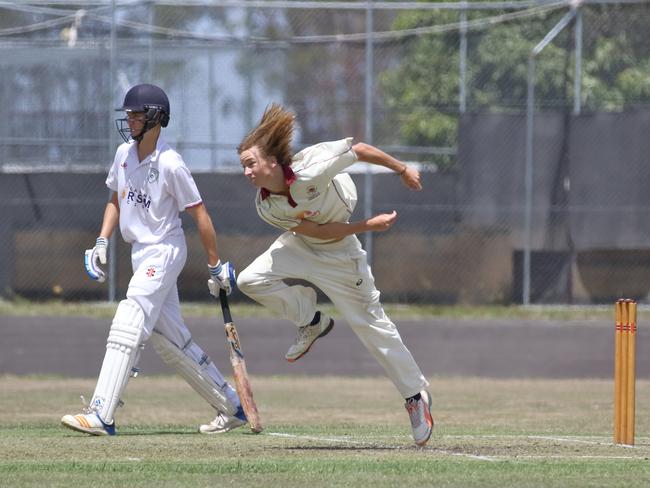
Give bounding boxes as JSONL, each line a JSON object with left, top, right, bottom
{"left": 207, "top": 260, "right": 236, "bottom": 296}
{"left": 84, "top": 236, "right": 108, "bottom": 283}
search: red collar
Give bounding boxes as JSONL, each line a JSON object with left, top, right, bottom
{"left": 260, "top": 165, "right": 298, "bottom": 207}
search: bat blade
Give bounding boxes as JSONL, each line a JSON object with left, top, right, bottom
{"left": 224, "top": 322, "right": 263, "bottom": 433}
{"left": 219, "top": 290, "right": 263, "bottom": 433}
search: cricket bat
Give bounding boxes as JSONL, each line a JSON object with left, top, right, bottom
{"left": 218, "top": 289, "right": 263, "bottom": 433}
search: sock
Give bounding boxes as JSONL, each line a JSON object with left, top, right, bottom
{"left": 225, "top": 384, "right": 240, "bottom": 407}
{"left": 309, "top": 311, "right": 321, "bottom": 326}
{"left": 406, "top": 393, "right": 421, "bottom": 402}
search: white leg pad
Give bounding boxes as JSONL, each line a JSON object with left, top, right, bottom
{"left": 91, "top": 299, "right": 145, "bottom": 424}
{"left": 150, "top": 332, "right": 237, "bottom": 415}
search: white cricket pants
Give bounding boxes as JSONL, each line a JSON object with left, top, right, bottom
{"left": 237, "top": 232, "right": 429, "bottom": 398}
{"left": 126, "top": 234, "right": 227, "bottom": 386}
{"left": 90, "top": 234, "right": 236, "bottom": 423}
{"left": 127, "top": 234, "right": 191, "bottom": 346}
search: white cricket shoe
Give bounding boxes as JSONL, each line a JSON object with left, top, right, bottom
{"left": 405, "top": 390, "right": 434, "bottom": 447}
{"left": 199, "top": 406, "right": 247, "bottom": 434}
{"left": 61, "top": 409, "right": 116, "bottom": 436}
{"left": 285, "top": 312, "right": 334, "bottom": 362}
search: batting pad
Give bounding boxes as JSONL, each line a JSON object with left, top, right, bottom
{"left": 151, "top": 332, "right": 237, "bottom": 415}
{"left": 91, "top": 299, "right": 145, "bottom": 424}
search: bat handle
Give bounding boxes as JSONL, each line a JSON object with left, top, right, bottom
{"left": 219, "top": 289, "right": 233, "bottom": 323}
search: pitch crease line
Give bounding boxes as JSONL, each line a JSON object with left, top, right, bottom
{"left": 267, "top": 432, "right": 500, "bottom": 461}
{"left": 507, "top": 455, "right": 648, "bottom": 460}
{"left": 529, "top": 435, "right": 641, "bottom": 448}
{"left": 268, "top": 432, "right": 366, "bottom": 445}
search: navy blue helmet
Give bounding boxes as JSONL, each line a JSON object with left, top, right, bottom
{"left": 115, "top": 84, "right": 170, "bottom": 143}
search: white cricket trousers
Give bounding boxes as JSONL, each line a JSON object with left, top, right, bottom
{"left": 237, "top": 232, "right": 429, "bottom": 398}
{"left": 126, "top": 234, "right": 227, "bottom": 385}
{"left": 127, "top": 233, "right": 191, "bottom": 346}
{"left": 90, "top": 234, "right": 236, "bottom": 424}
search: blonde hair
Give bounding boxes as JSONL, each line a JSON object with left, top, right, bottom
{"left": 237, "top": 103, "right": 295, "bottom": 166}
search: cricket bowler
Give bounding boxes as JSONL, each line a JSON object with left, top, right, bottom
{"left": 235, "top": 104, "right": 434, "bottom": 447}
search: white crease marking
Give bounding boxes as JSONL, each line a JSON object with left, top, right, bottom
{"left": 266, "top": 432, "right": 650, "bottom": 461}
{"left": 268, "top": 432, "right": 499, "bottom": 461}
{"left": 528, "top": 435, "right": 642, "bottom": 449}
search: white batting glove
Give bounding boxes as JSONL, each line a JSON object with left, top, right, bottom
{"left": 207, "top": 260, "right": 236, "bottom": 296}
{"left": 84, "top": 236, "right": 108, "bottom": 283}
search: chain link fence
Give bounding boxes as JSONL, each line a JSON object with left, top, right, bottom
{"left": 1, "top": 0, "right": 649, "bottom": 304}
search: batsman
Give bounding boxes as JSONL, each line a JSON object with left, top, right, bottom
{"left": 61, "top": 84, "right": 249, "bottom": 436}
{"left": 236, "top": 104, "right": 433, "bottom": 447}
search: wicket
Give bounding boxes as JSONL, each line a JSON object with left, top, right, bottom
{"left": 614, "top": 299, "right": 637, "bottom": 445}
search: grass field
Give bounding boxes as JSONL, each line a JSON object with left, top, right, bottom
{"left": 0, "top": 298, "right": 619, "bottom": 321}
{"left": 2, "top": 375, "right": 650, "bottom": 487}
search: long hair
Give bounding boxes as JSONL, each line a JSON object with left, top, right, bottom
{"left": 237, "top": 103, "right": 295, "bottom": 166}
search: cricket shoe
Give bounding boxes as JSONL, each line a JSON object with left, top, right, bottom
{"left": 61, "top": 409, "right": 116, "bottom": 436}
{"left": 285, "top": 312, "right": 334, "bottom": 362}
{"left": 199, "top": 406, "right": 247, "bottom": 434}
{"left": 405, "top": 390, "right": 434, "bottom": 447}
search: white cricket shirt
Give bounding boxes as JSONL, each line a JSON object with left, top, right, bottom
{"left": 106, "top": 138, "right": 202, "bottom": 244}
{"left": 255, "top": 137, "right": 358, "bottom": 244}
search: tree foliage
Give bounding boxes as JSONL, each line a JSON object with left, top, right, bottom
{"left": 379, "top": 3, "right": 650, "bottom": 150}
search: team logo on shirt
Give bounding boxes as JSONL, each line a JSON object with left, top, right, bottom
{"left": 306, "top": 185, "right": 320, "bottom": 200}
{"left": 124, "top": 186, "right": 151, "bottom": 210}
{"left": 120, "top": 161, "right": 128, "bottom": 169}
{"left": 296, "top": 210, "right": 320, "bottom": 220}
{"left": 147, "top": 168, "right": 159, "bottom": 183}
{"left": 146, "top": 267, "right": 156, "bottom": 278}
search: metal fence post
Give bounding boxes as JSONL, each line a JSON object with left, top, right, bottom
{"left": 523, "top": 8, "right": 577, "bottom": 305}
{"left": 363, "top": 0, "right": 374, "bottom": 265}
{"left": 573, "top": 7, "right": 583, "bottom": 116}
{"left": 459, "top": 2, "right": 468, "bottom": 114}
{"left": 108, "top": 0, "right": 117, "bottom": 303}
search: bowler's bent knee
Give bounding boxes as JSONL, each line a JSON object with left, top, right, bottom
{"left": 236, "top": 267, "right": 262, "bottom": 296}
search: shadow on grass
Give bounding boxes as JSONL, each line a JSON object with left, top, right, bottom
{"left": 277, "top": 444, "right": 414, "bottom": 451}
{"left": 60, "top": 425, "right": 267, "bottom": 437}
{"left": 60, "top": 429, "right": 196, "bottom": 437}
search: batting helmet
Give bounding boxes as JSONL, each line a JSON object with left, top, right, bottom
{"left": 115, "top": 84, "right": 170, "bottom": 143}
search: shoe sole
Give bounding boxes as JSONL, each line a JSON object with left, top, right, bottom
{"left": 61, "top": 418, "right": 109, "bottom": 436}
{"left": 286, "top": 319, "right": 334, "bottom": 363}
{"left": 198, "top": 420, "right": 247, "bottom": 435}
{"left": 414, "top": 390, "right": 434, "bottom": 447}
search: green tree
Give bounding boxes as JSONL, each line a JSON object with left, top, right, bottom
{"left": 379, "top": 3, "right": 650, "bottom": 153}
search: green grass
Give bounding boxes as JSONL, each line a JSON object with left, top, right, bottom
{"left": 2, "top": 375, "right": 650, "bottom": 487}
{"left": 0, "top": 297, "right": 617, "bottom": 321}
